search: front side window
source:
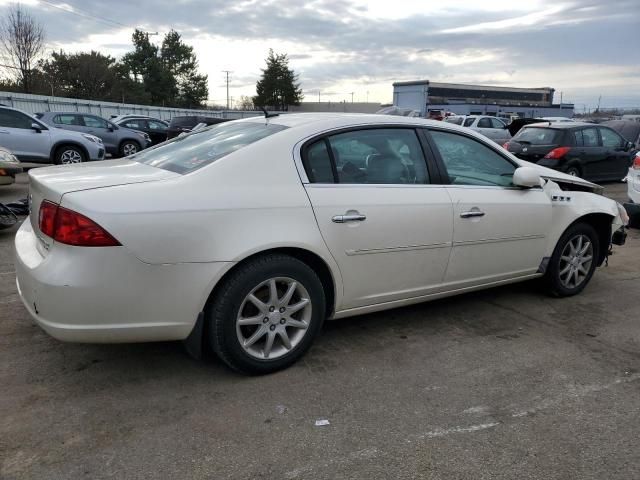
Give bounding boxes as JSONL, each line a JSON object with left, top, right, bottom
{"left": 304, "top": 128, "right": 429, "bottom": 185}
{"left": 477, "top": 118, "right": 492, "bottom": 128}
{"left": 124, "top": 120, "right": 144, "bottom": 130}
{"left": 430, "top": 130, "right": 516, "bottom": 187}
{"left": 83, "top": 115, "right": 109, "bottom": 129}
{"left": 148, "top": 120, "right": 166, "bottom": 130}
{"left": 0, "top": 109, "right": 32, "bottom": 129}
{"left": 463, "top": 117, "right": 476, "bottom": 127}
{"left": 55, "top": 114, "right": 83, "bottom": 126}
{"left": 490, "top": 118, "right": 506, "bottom": 129}
{"left": 445, "top": 117, "right": 463, "bottom": 126}
{"left": 131, "top": 121, "right": 288, "bottom": 174}
{"left": 599, "top": 128, "right": 623, "bottom": 148}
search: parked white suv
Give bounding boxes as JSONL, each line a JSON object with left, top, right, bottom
{"left": 445, "top": 115, "right": 511, "bottom": 143}
{"left": 0, "top": 106, "right": 105, "bottom": 164}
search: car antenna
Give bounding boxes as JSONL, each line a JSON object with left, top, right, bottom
{"left": 260, "top": 107, "right": 279, "bottom": 119}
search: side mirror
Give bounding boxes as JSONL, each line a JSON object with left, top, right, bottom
{"left": 626, "top": 141, "right": 635, "bottom": 151}
{"left": 31, "top": 122, "right": 43, "bottom": 132}
{"left": 512, "top": 166, "right": 543, "bottom": 188}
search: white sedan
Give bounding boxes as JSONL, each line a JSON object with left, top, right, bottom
{"left": 15, "top": 113, "right": 627, "bottom": 374}
{"left": 628, "top": 151, "right": 640, "bottom": 203}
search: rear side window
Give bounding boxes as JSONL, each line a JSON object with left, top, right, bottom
{"left": 582, "top": 128, "right": 600, "bottom": 147}
{"left": 430, "top": 130, "right": 516, "bottom": 187}
{"left": 513, "top": 127, "right": 561, "bottom": 145}
{"left": 55, "top": 114, "right": 83, "bottom": 126}
{"left": 463, "top": 118, "right": 475, "bottom": 127}
{"left": 131, "top": 121, "right": 288, "bottom": 174}
{"left": 477, "top": 118, "right": 492, "bottom": 128}
{"left": 303, "top": 128, "right": 429, "bottom": 185}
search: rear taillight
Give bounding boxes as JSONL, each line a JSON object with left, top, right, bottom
{"left": 37, "top": 201, "right": 120, "bottom": 247}
{"left": 633, "top": 154, "right": 640, "bottom": 170}
{"left": 543, "top": 146, "right": 570, "bottom": 159}
{"left": 502, "top": 142, "right": 510, "bottom": 150}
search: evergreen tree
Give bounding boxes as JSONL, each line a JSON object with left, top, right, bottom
{"left": 253, "top": 49, "right": 303, "bottom": 111}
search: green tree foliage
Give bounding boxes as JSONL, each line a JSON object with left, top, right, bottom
{"left": 253, "top": 49, "right": 303, "bottom": 110}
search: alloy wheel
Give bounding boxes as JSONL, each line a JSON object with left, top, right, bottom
{"left": 236, "top": 277, "right": 312, "bottom": 360}
{"left": 558, "top": 234, "right": 593, "bottom": 289}
{"left": 60, "top": 149, "right": 82, "bottom": 164}
{"left": 123, "top": 143, "right": 138, "bottom": 156}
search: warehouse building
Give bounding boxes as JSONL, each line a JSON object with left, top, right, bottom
{"left": 392, "top": 80, "right": 574, "bottom": 118}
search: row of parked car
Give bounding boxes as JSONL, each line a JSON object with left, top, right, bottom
{"left": 0, "top": 104, "right": 229, "bottom": 184}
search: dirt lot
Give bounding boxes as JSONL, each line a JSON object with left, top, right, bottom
{"left": 1, "top": 173, "right": 639, "bottom": 479}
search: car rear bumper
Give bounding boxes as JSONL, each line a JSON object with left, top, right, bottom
{"left": 14, "top": 219, "right": 232, "bottom": 343}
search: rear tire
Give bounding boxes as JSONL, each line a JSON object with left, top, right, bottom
{"left": 565, "top": 165, "right": 581, "bottom": 177}
{"left": 207, "top": 254, "right": 326, "bottom": 375}
{"left": 545, "top": 222, "right": 599, "bottom": 297}
{"left": 54, "top": 145, "right": 85, "bottom": 165}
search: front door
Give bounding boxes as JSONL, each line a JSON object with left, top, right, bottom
{"left": 425, "top": 128, "right": 551, "bottom": 287}
{"left": 301, "top": 127, "right": 454, "bottom": 310}
{"left": 599, "top": 126, "right": 632, "bottom": 180}
{"left": 83, "top": 115, "right": 118, "bottom": 152}
{"left": 0, "top": 109, "right": 51, "bottom": 161}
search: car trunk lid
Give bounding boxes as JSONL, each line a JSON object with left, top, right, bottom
{"left": 28, "top": 159, "right": 179, "bottom": 234}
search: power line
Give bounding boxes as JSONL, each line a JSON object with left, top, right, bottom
{"left": 37, "top": 0, "right": 138, "bottom": 30}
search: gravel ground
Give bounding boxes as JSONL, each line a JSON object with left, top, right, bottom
{"left": 1, "top": 173, "right": 639, "bottom": 480}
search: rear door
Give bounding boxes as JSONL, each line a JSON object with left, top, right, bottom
{"left": 146, "top": 120, "right": 169, "bottom": 145}
{"left": 425, "top": 128, "right": 551, "bottom": 287}
{"left": 301, "top": 126, "right": 454, "bottom": 310}
{"left": 598, "top": 127, "right": 632, "bottom": 180}
{"left": 0, "top": 109, "right": 51, "bottom": 161}
{"left": 82, "top": 115, "right": 118, "bottom": 152}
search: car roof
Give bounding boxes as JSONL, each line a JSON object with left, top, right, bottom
{"left": 523, "top": 121, "right": 595, "bottom": 130}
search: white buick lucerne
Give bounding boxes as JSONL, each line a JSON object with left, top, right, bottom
{"left": 15, "top": 113, "right": 627, "bottom": 374}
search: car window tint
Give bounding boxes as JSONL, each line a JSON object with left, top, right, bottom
{"left": 83, "top": 115, "right": 108, "bottom": 129}
{"left": 582, "top": 128, "right": 599, "bottom": 147}
{"left": 124, "top": 120, "right": 144, "bottom": 129}
{"left": 463, "top": 117, "right": 475, "bottom": 127}
{"left": 600, "top": 128, "right": 623, "bottom": 148}
{"left": 0, "top": 109, "right": 32, "bottom": 129}
{"left": 490, "top": 118, "right": 505, "bottom": 129}
{"left": 573, "top": 130, "right": 584, "bottom": 147}
{"left": 132, "top": 121, "right": 288, "bottom": 174}
{"left": 55, "top": 114, "right": 82, "bottom": 126}
{"left": 430, "top": 130, "right": 516, "bottom": 187}
{"left": 477, "top": 118, "right": 492, "bottom": 128}
{"left": 326, "top": 129, "right": 429, "bottom": 184}
{"left": 304, "top": 140, "right": 335, "bottom": 183}
{"left": 514, "top": 127, "right": 561, "bottom": 145}
{"left": 148, "top": 120, "right": 166, "bottom": 130}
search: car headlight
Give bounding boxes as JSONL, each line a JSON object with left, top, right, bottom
{"left": 137, "top": 132, "right": 151, "bottom": 141}
{"left": 616, "top": 202, "right": 629, "bottom": 226}
{"left": 0, "top": 150, "right": 19, "bottom": 163}
{"left": 82, "top": 134, "right": 103, "bottom": 144}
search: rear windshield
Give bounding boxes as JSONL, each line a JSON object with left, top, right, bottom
{"left": 131, "top": 121, "right": 288, "bottom": 174}
{"left": 513, "top": 127, "right": 561, "bottom": 145}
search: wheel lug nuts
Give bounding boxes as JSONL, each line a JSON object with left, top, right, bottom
{"left": 279, "top": 307, "right": 286, "bottom": 313}
{"left": 263, "top": 317, "right": 269, "bottom": 323}
{"left": 280, "top": 318, "right": 286, "bottom": 324}
{"left": 269, "top": 306, "right": 275, "bottom": 312}
{"left": 270, "top": 325, "right": 276, "bottom": 331}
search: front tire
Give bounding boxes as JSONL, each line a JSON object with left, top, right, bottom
{"left": 545, "top": 222, "right": 599, "bottom": 297}
{"left": 119, "top": 140, "right": 140, "bottom": 157}
{"left": 54, "top": 145, "right": 85, "bottom": 165}
{"left": 207, "top": 254, "right": 326, "bottom": 374}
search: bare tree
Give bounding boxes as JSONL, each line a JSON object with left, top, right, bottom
{"left": 0, "top": 3, "right": 45, "bottom": 93}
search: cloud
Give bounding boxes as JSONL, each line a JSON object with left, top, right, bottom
{"left": 2, "top": 0, "right": 638, "bottom": 108}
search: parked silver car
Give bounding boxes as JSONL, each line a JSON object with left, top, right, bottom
{"left": 445, "top": 115, "right": 511, "bottom": 143}
{"left": 0, "top": 106, "right": 105, "bottom": 164}
{"left": 36, "top": 112, "right": 151, "bottom": 158}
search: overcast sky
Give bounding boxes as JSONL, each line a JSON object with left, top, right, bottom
{"left": 2, "top": 0, "right": 639, "bottom": 109}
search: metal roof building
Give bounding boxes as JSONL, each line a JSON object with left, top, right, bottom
{"left": 392, "top": 80, "right": 574, "bottom": 118}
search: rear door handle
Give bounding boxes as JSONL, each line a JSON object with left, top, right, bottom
{"left": 460, "top": 210, "right": 485, "bottom": 218}
{"left": 332, "top": 213, "right": 367, "bottom": 223}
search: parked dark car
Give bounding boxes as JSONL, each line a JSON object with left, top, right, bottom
{"left": 602, "top": 120, "right": 640, "bottom": 147}
{"left": 114, "top": 117, "right": 169, "bottom": 146}
{"left": 167, "top": 116, "right": 228, "bottom": 139}
{"left": 36, "top": 112, "right": 152, "bottom": 158}
{"left": 503, "top": 122, "right": 635, "bottom": 181}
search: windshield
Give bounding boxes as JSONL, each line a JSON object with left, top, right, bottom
{"left": 131, "top": 121, "right": 288, "bottom": 174}
{"left": 513, "top": 127, "right": 561, "bottom": 145}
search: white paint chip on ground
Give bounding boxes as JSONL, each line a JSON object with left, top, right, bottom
{"left": 315, "top": 419, "right": 330, "bottom": 426}
{"left": 420, "top": 422, "right": 500, "bottom": 439}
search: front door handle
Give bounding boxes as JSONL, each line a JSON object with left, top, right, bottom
{"left": 460, "top": 210, "right": 485, "bottom": 218}
{"left": 332, "top": 213, "right": 367, "bottom": 223}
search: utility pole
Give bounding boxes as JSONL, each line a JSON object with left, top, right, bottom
{"left": 366, "top": 91, "right": 369, "bottom": 103}
{"left": 318, "top": 90, "right": 320, "bottom": 103}
{"left": 222, "top": 70, "right": 232, "bottom": 109}
{"left": 596, "top": 95, "right": 602, "bottom": 112}
{"left": 350, "top": 92, "right": 354, "bottom": 103}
